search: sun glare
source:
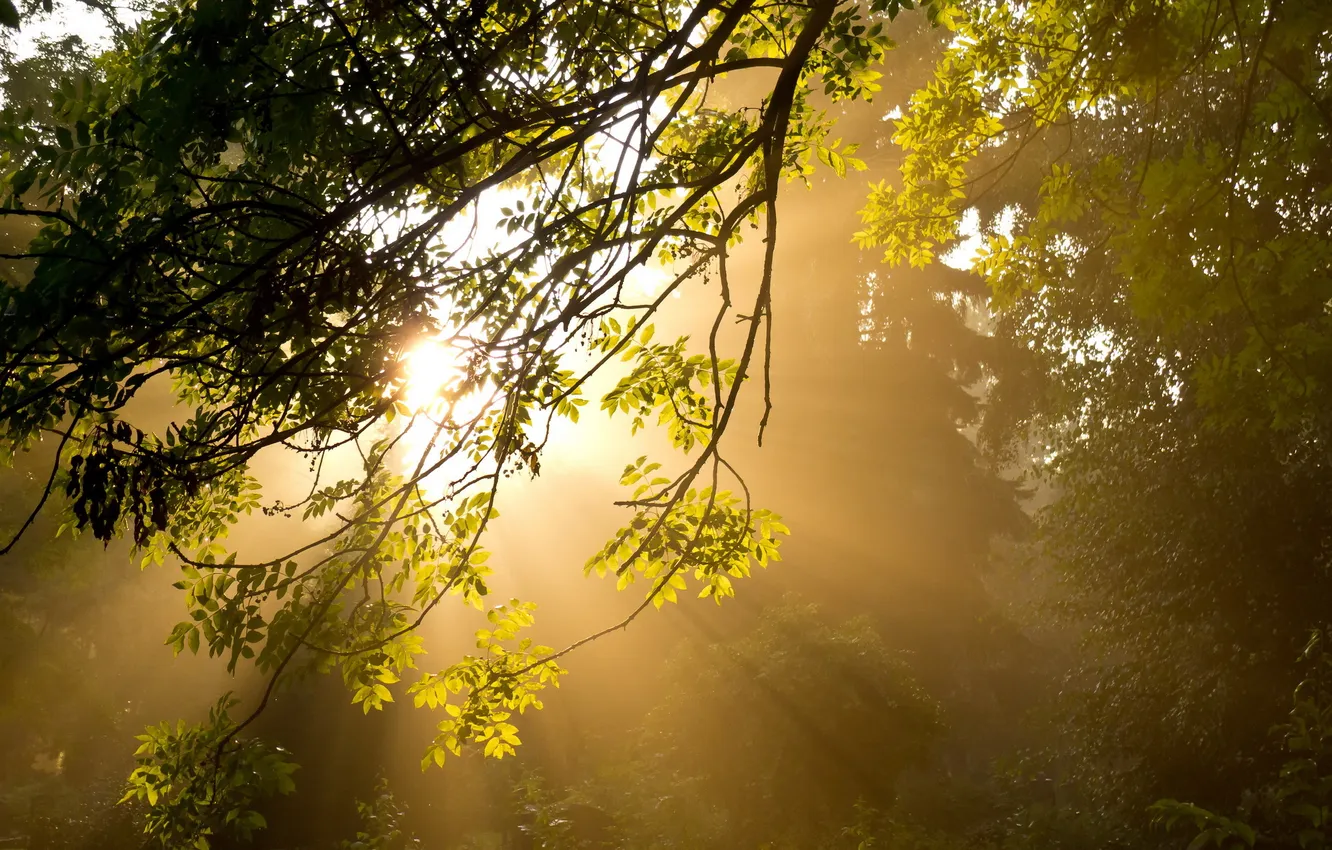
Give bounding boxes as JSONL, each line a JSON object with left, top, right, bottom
{"left": 403, "top": 338, "right": 469, "bottom": 412}
{"left": 393, "top": 337, "right": 498, "bottom": 495}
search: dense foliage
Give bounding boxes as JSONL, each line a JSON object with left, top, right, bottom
{"left": 0, "top": 0, "right": 1329, "bottom": 845}
{"left": 858, "top": 0, "right": 1332, "bottom": 823}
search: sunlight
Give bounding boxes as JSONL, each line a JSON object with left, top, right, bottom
{"left": 403, "top": 337, "right": 471, "bottom": 413}
{"left": 391, "top": 334, "right": 500, "bottom": 498}
{"left": 401, "top": 333, "right": 505, "bottom": 435}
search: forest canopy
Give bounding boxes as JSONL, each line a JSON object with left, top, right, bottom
{"left": 0, "top": 0, "right": 1329, "bottom": 846}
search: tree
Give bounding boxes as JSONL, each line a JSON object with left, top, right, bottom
{"left": 336, "top": 777, "right": 423, "bottom": 850}
{"left": 490, "top": 601, "right": 941, "bottom": 850}
{"left": 0, "top": 0, "right": 931, "bottom": 843}
{"left": 1152, "top": 631, "right": 1332, "bottom": 850}
{"left": 860, "top": 0, "right": 1332, "bottom": 827}
{"left": 0, "top": 446, "right": 164, "bottom": 849}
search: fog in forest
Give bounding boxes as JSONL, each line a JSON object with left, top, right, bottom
{"left": 2, "top": 1, "right": 1329, "bottom": 849}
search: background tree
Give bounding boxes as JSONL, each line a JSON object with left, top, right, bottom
{"left": 587, "top": 601, "right": 941, "bottom": 850}
{"left": 862, "top": 0, "right": 1332, "bottom": 830}
{"left": 446, "top": 601, "right": 941, "bottom": 850}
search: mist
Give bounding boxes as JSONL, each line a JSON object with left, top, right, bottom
{"left": 3, "top": 1, "right": 1329, "bottom": 849}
